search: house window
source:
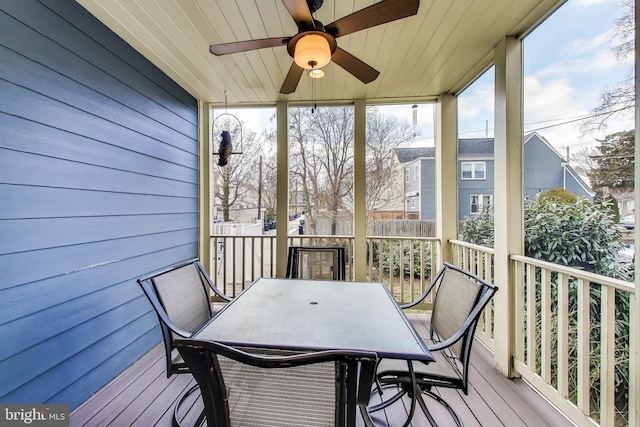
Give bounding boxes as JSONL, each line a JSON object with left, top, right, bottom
{"left": 405, "top": 168, "right": 410, "bottom": 183}
{"left": 414, "top": 164, "right": 418, "bottom": 180}
{"left": 461, "top": 162, "right": 486, "bottom": 180}
{"left": 470, "top": 194, "right": 492, "bottom": 214}
{"left": 412, "top": 197, "right": 416, "bottom": 208}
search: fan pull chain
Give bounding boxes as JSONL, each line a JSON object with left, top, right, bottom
{"left": 311, "top": 74, "right": 317, "bottom": 113}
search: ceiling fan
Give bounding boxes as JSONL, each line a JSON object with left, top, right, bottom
{"left": 209, "top": 0, "right": 420, "bottom": 94}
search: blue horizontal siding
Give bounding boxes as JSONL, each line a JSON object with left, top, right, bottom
{"left": 0, "top": 245, "right": 198, "bottom": 328}
{"left": 0, "top": 0, "right": 199, "bottom": 410}
{"left": 0, "top": 44, "right": 196, "bottom": 147}
{"left": 0, "top": 116, "right": 196, "bottom": 183}
{"left": 0, "top": 149, "right": 197, "bottom": 197}
{"left": 2, "top": 0, "right": 197, "bottom": 129}
{"left": 0, "top": 214, "right": 197, "bottom": 253}
{"left": 0, "top": 229, "right": 198, "bottom": 291}
{"left": 0, "top": 81, "right": 197, "bottom": 168}
{"left": 0, "top": 184, "right": 198, "bottom": 219}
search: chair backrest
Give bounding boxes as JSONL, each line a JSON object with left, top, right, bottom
{"left": 428, "top": 263, "right": 498, "bottom": 388}
{"left": 286, "top": 246, "right": 346, "bottom": 280}
{"left": 175, "top": 339, "right": 377, "bottom": 427}
{"left": 137, "top": 258, "right": 230, "bottom": 377}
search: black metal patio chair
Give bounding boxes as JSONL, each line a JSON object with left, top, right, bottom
{"left": 175, "top": 338, "right": 378, "bottom": 427}
{"left": 370, "top": 262, "right": 498, "bottom": 426}
{"left": 137, "top": 258, "right": 232, "bottom": 426}
{"left": 286, "top": 246, "right": 346, "bottom": 280}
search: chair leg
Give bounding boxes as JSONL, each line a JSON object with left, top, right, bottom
{"left": 173, "top": 383, "right": 202, "bottom": 427}
{"left": 367, "top": 383, "right": 408, "bottom": 412}
{"left": 420, "top": 388, "right": 464, "bottom": 427}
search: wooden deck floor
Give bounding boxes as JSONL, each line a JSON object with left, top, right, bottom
{"left": 70, "top": 314, "right": 575, "bottom": 427}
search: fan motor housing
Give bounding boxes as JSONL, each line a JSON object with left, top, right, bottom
{"left": 307, "top": 0, "right": 323, "bottom": 13}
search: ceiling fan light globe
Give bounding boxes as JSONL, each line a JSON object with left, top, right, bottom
{"left": 294, "top": 34, "right": 331, "bottom": 69}
{"left": 309, "top": 69, "right": 325, "bottom": 79}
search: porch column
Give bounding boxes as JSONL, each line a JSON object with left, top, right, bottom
{"left": 434, "top": 93, "right": 458, "bottom": 265}
{"left": 198, "top": 100, "right": 211, "bottom": 271}
{"left": 493, "top": 36, "right": 524, "bottom": 378}
{"left": 630, "top": 2, "right": 640, "bottom": 424}
{"left": 353, "top": 99, "right": 367, "bottom": 281}
{"left": 276, "top": 101, "right": 289, "bottom": 277}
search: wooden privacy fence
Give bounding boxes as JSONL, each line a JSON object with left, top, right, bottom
{"left": 367, "top": 220, "right": 436, "bottom": 237}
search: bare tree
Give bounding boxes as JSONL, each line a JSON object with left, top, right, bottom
{"left": 260, "top": 151, "right": 278, "bottom": 221}
{"left": 289, "top": 108, "right": 322, "bottom": 232}
{"left": 365, "top": 107, "right": 416, "bottom": 214}
{"left": 288, "top": 105, "right": 415, "bottom": 234}
{"left": 310, "top": 107, "right": 354, "bottom": 234}
{"left": 288, "top": 107, "right": 355, "bottom": 234}
{"left": 570, "top": 145, "right": 599, "bottom": 171}
{"left": 582, "top": 0, "right": 635, "bottom": 133}
{"left": 212, "top": 117, "right": 263, "bottom": 221}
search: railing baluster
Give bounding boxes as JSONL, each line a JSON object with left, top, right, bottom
{"left": 400, "top": 239, "right": 405, "bottom": 302}
{"left": 514, "top": 259, "right": 525, "bottom": 363}
{"left": 526, "top": 263, "right": 537, "bottom": 373}
{"left": 557, "top": 272, "right": 569, "bottom": 399}
{"left": 541, "top": 267, "right": 551, "bottom": 383}
{"left": 600, "top": 284, "right": 615, "bottom": 426}
{"left": 577, "top": 278, "right": 590, "bottom": 416}
{"left": 241, "top": 237, "right": 246, "bottom": 287}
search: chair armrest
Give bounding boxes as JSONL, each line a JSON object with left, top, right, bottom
{"left": 398, "top": 264, "right": 447, "bottom": 309}
{"left": 196, "top": 260, "right": 232, "bottom": 302}
{"left": 207, "top": 282, "right": 232, "bottom": 302}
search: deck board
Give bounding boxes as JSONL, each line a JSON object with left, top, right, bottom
{"left": 70, "top": 315, "right": 575, "bottom": 427}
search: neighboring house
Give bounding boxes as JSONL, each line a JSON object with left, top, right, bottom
{"left": 394, "top": 132, "right": 594, "bottom": 221}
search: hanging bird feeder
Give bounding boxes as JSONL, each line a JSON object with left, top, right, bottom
{"left": 212, "top": 92, "right": 243, "bottom": 167}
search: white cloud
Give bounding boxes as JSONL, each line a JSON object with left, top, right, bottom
{"left": 573, "top": 0, "right": 618, "bottom": 6}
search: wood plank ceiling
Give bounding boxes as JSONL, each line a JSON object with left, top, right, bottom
{"left": 76, "top": 0, "right": 565, "bottom": 105}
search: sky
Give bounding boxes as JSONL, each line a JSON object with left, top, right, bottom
{"left": 214, "top": 0, "right": 635, "bottom": 157}
{"left": 458, "top": 0, "right": 634, "bottom": 154}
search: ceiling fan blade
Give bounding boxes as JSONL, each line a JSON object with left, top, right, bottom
{"left": 326, "top": 0, "right": 419, "bottom": 38}
{"left": 281, "top": 0, "right": 314, "bottom": 30}
{"left": 280, "top": 62, "right": 305, "bottom": 94}
{"left": 209, "top": 38, "right": 285, "bottom": 56}
{"left": 331, "top": 47, "right": 379, "bottom": 84}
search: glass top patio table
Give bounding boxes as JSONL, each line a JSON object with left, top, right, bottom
{"left": 193, "top": 277, "right": 433, "bottom": 363}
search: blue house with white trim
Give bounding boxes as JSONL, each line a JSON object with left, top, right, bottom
{"left": 396, "top": 132, "right": 594, "bottom": 220}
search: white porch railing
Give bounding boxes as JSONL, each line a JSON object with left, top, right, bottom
{"left": 450, "top": 240, "right": 496, "bottom": 350}
{"left": 450, "top": 239, "right": 635, "bottom": 427}
{"left": 209, "top": 234, "right": 440, "bottom": 309}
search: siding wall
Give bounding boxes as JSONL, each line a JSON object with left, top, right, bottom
{"left": 419, "top": 158, "right": 436, "bottom": 220}
{"left": 458, "top": 159, "right": 495, "bottom": 219}
{"left": 524, "top": 135, "right": 564, "bottom": 197}
{"left": 0, "top": 0, "right": 199, "bottom": 409}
